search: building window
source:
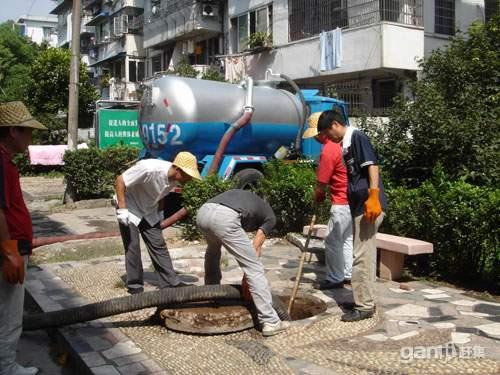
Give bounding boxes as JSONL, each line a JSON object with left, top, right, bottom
{"left": 129, "top": 60, "right": 145, "bottom": 82}
{"left": 373, "top": 79, "right": 398, "bottom": 113}
{"left": 485, "top": 0, "right": 500, "bottom": 22}
{"left": 151, "top": 54, "right": 162, "bottom": 74}
{"left": 129, "top": 61, "right": 137, "bottom": 82}
{"left": 232, "top": 4, "right": 273, "bottom": 52}
{"left": 289, "top": 0, "right": 347, "bottom": 42}
{"left": 435, "top": 0, "right": 455, "bottom": 35}
{"left": 138, "top": 62, "right": 145, "bottom": 81}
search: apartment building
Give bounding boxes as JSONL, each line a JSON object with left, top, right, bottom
{"left": 51, "top": 0, "right": 145, "bottom": 100}
{"left": 224, "top": 0, "right": 498, "bottom": 115}
{"left": 84, "top": 0, "right": 145, "bottom": 100}
{"left": 16, "top": 15, "right": 58, "bottom": 47}
{"left": 142, "top": 0, "right": 224, "bottom": 77}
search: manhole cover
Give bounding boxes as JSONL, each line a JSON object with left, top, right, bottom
{"left": 158, "top": 293, "right": 327, "bottom": 334}
{"left": 159, "top": 300, "right": 254, "bottom": 334}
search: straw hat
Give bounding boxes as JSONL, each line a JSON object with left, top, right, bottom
{"left": 173, "top": 151, "right": 202, "bottom": 180}
{"left": 0, "top": 102, "right": 47, "bottom": 130}
{"left": 302, "top": 112, "right": 322, "bottom": 139}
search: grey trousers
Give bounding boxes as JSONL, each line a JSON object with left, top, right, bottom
{"left": 351, "top": 213, "right": 385, "bottom": 311}
{"left": 0, "top": 256, "right": 28, "bottom": 375}
{"left": 196, "top": 203, "right": 280, "bottom": 325}
{"left": 119, "top": 220, "right": 180, "bottom": 291}
{"left": 324, "top": 204, "right": 353, "bottom": 283}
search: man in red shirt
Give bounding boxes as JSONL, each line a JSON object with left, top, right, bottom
{"left": 0, "top": 101, "right": 46, "bottom": 375}
{"left": 303, "top": 112, "right": 353, "bottom": 290}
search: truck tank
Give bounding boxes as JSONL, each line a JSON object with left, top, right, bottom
{"left": 139, "top": 76, "right": 304, "bottom": 162}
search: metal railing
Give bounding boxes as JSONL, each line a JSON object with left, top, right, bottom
{"left": 289, "top": 0, "right": 423, "bottom": 42}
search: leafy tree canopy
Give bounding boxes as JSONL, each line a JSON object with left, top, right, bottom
{"left": 379, "top": 16, "right": 499, "bottom": 187}
{"left": 26, "top": 47, "right": 98, "bottom": 120}
{"left": 0, "top": 22, "right": 39, "bottom": 101}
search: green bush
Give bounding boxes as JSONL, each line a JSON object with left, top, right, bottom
{"left": 256, "top": 160, "right": 330, "bottom": 235}
{"left": 12, "top": 152, "right": 32, "bottom": 175}
{"left": 63, "top": 146, "right": 139, "bottom": 200}
{"left": 181, "top": 175, "right": 235, "bottom": 240}
{"left": 384, "top": 172, "right": 499, "bottom": 290}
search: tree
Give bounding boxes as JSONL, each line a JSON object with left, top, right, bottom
{"left": 380, "top": 17, "right": 500, "bottom": 187}
{"left": 26, "top": 47, "right": 98, "bottom": 126}
{"left": 0, "top": 22, "right": 38, "bottom": 101}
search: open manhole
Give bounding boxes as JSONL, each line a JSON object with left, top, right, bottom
{"left": 159, "top": 293, "right": 327, "bottom": 334}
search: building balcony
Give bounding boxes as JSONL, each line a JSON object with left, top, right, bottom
{"left": 83, "top": 0, "right": 100, "bottom": 10}
{"left": 91, "top": 34, "right": 144, "bottom": 67}
{"left": 144, "top": 0, "right": 222, "bottom": 49}
{"left": 50, "top": 0, "right": 71, "bottom": 15}
{"left": 81, "top": 15, "right": 96, "bottom": 35}
{"left": 121, "top": 0, "right": 144, "bottom": 9}
{"left": 234, "top": 21, "right": 424, "bottom": 82}
{"left": 289, "top": 0, "right": 423, "bottom": 42}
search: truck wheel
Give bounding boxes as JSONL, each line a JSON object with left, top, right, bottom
{"left": 234, "top": 168, "right": 264, "bottom": 190}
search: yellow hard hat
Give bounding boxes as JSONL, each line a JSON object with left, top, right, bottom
{"left": 172, "top": 151, "right": 202, "bottom": 180}
{"left": 302, "top": 112, "right": 322, "bottom": 139}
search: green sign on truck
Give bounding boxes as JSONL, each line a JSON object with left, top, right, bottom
{"left": 97, "top": 108, "right": 141, "bottom": 149}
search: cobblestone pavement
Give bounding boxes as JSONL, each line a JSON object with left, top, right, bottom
{"left": 19, "top": 178, "right": 500, "bottom": 374}
{"left": 25, "top": 244, "right": 500, "bottom": 374}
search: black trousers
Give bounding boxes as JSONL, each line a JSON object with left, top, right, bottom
{"left": 118, "top": 219, "right": 180, "bottom": 291}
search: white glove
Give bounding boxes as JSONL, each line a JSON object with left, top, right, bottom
{"left": 116, "top": 208, "right": 130, "bottom": 226}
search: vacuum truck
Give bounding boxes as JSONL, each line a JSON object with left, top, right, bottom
{"left": 138, "top": 70, "right": 349, "bottom": 188}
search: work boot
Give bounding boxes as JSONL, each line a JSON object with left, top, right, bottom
{"left": 127, "top": 287, "right": 144, "bottom": 295}
{"left": 171, "top": 281, "right": 193, "bottom": 288}
{"left": 261, "top": 321, "right": 290, "bottom": 337}
{"left": 313, "top": 280, "right": 344, "bottom": 290}
{"left": 12, "top": 363, "right": 39, "bottom": 375}
{"left": 341, "top": 308, "right": 375, "bottom": 322}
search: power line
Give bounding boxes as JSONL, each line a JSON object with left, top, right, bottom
{"left": 26, "top": 0, "right": 38, "bottom": 16}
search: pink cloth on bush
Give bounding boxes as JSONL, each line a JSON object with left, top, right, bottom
{"left": 28, "top": 144, "right": 88, "bottom": 165}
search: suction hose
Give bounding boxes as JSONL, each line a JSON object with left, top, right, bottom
{"left": 23, "top": 284, "right": 290, "bottom": 331}
{"left": 265, "top": 69, "right": 308, "bottom": 155}
{"left": 207, "top": 76, "right": 255, "bottom": 176}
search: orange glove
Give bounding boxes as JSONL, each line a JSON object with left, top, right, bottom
{"left": 364, "top": 188, "right": 382, "bottom": 223}
{"left": 1, "top": 240, "right": 25, "bottom": 284}
{"left": 314, "top": 187, "right": 326, "bottom": 203}
{"left": 241, "top": 275, "right": 252, "bottom": 302}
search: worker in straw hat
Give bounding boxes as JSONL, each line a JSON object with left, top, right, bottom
{"left": 303, "top": 111, "right": 353, "bottom": 291}
{"left": 0, "top": 101, "right": 46, "bottom": 375}
{"left": 115, "top": 151, "right": 201, "bottom": 294}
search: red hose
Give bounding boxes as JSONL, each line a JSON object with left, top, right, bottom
{"left": 160, "top": 207, "right": 188, "bottom": 229}
{"left": 207, "top": 111, "right": 253, "bottom": 176}
{"left": 32, "top": 231, "right": 121, "bottom": 249}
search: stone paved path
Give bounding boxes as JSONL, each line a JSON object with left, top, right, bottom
{"left": 25, "top": 243, "right": 500, "bottom": 374}
{"left": 19, "top": 177, "right": 500, "bottom": 374}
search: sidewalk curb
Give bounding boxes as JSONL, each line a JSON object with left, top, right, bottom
{"left": 25, "top": 266, "right": 168, "bottom": 375}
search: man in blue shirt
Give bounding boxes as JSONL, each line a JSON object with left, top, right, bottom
{"left": 317, "top": 109, "right": 387, "bottom": 322}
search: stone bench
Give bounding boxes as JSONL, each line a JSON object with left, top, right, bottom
{"left": 286, "top": 224, "right": 433, "bottom": 281}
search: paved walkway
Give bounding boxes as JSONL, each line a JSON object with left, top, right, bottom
{"left": 17, "top": 177, "right": 500, "bottom": 374}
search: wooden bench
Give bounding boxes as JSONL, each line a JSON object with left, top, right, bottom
{"left": 287, "top": 224, "right": 433, "bottom": 281}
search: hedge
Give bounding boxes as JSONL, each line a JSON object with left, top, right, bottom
{"left": 383, "top": 175, "right": 499, "bottom": 290}
{"left": 63, "top": 146, "right": 139, "bottom": 200}
{"left": 181, "top": 160, "right": 329, "bottom": 239}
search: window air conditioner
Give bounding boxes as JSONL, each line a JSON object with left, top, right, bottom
{"left": 202, "top": 3, "right": 218, "bottom": 17}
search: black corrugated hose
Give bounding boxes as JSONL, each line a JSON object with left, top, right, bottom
{"left": 24, "top": 284, "right": 291, "bottom": 331}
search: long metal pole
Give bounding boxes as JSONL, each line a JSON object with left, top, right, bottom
{"left": 68, "top": 0, "right": 81, "bottom": 151}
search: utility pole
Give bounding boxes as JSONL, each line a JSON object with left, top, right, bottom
{"left": 67, "top": 0, "right": 81, "bottom": 151}
{"left": 65, "top": 0, "right": 81, "bottom": 204}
